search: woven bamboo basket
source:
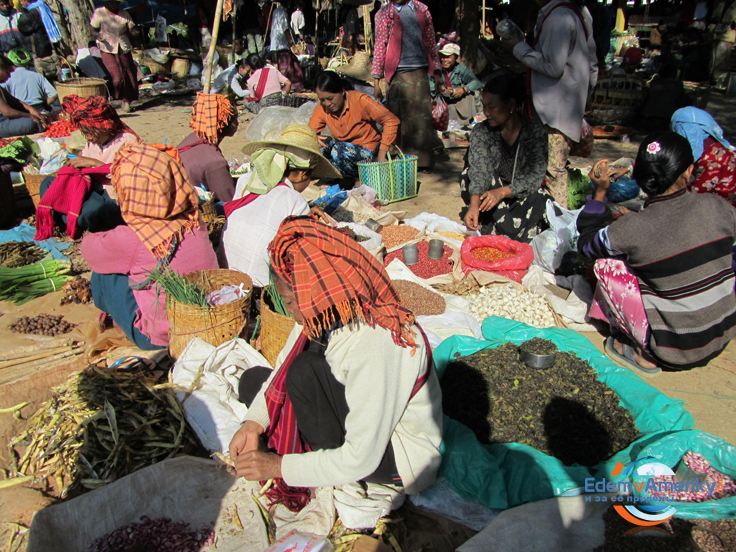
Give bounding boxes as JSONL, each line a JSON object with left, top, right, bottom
{"left": 167, "top": 269, "right": 253, "bottom": 359}
{"left": 22, "top": 172, "right": 51, "bottom": 207}
{"left": 683, "top": 81, "right": 711, "bottom": 110}
{"left": 199, "top": 199, "right": 218, "bottom": 225}
{"left": 260, "top": 287, "right": 295, "bottom": 367}
{"left": 143, "top": 55, "right": 171, "bottom": 75}
{"left": 587, "top": 78, "right": 648, "bottom": 126}
{"left": 55, "top": 78, "right": 108, "bottom": 102}
{"left": 0, "top": 171, "right": 15, "bottom": 228}
{"left": 171, "top": 58, "right": 192, "bottom": 78}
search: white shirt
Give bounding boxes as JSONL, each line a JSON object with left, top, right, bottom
{"left": 217, "top": 180, "right": 310, "bottom": 287}
{"left": 245, "top": 321, "right": 443, "bottom": 494}
{"left": 290, "top": 8, "right": 305, "bottom": 36}
{"left": 513, "top": 0, "right": 597, "bottom": 141}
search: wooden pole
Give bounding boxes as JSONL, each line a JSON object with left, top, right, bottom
{"left": 363, "top": 4, "right": 371, "bottom": 55}
{"left": 232, "top": 1, "right": 238, "bottom": 63}
{"left": 482, "top": 0, "right": 486, "bottom": 39}
{"left": 203, "top": 0, "right": 226, "bottom": 94}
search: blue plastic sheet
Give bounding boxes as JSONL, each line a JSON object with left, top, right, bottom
{"left": 0, "top": 223, "right": 72, "bottom": 260}
{"left": 434, "top": 317, "right": 700, "bottom": 511}
{"left": 309, "top": 184, "right": 348, "bottom": 215}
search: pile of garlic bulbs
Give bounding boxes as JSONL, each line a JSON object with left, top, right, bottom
{"left": 466, "top": 284, "right": 556, "bottom": 328}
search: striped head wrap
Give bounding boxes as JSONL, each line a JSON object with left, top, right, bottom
{"left": 62, "top": 95, "right": 139, "bottom": 139}
{"left": 190, "top": 92, "right": 234, "bottom": 145}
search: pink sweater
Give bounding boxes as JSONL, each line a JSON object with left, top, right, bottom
{"left": 81, "top": 223, "right": 218, "bottom": 346}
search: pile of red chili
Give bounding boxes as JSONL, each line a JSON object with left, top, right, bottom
{"left": 384, "top": 241, "right": 453, "bottom": 279}
{"left": 472, "top": 247, "right": 515, "bottom": 263}
{"left": 42, "top": 119, "right": 78, "bottom": 138}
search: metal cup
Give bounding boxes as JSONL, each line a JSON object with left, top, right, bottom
{"left": 365, "top": 218, "right": 383, "bottom": 233}
{"left": 428, "top": 239, "right": 445, "bottom": 260}
{"left": 403, "top": 244, "right": 419, "bottom": 266}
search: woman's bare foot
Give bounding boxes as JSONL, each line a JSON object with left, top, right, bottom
{"left": 612, "top": 338, "right": 658, "bottom": 369}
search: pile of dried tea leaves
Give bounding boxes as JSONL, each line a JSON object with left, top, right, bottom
{"left": 441, "top": 340, "right": 639, "bottom": 466}
{"left": 0, "top": 242, "right": 45, "bottom": 267}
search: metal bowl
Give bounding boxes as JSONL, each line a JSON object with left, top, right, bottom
{"left": 520, "top": 348, "right": 557, "bottom": 370}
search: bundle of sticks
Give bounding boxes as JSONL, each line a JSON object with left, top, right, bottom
{"left": 0, "top": 338, "right": 85, "bottom": 382}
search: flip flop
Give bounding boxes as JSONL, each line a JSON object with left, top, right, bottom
{"left": 604, "top": 336, "right": 661, "bottom": 377}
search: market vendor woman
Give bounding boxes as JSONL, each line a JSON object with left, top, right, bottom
{"left": 462, "top": 74, "right": 551, "bottom": 243}
{"left": 81, "top": 144, "right": 218, "bottom": 350}
{"left": 229, "top": 217, "right": 442, "bottom": 527}
{"left": 309, "top": 71, "right": 399, "bottom": 183}
{"left": 579, "top": 132, "right": 736, "bottom": 373}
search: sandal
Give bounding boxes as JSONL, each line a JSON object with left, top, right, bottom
{"left": 605, "top": 336, "right": 661, "bottom": 377}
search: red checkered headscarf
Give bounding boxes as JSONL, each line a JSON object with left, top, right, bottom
{"left": 62, "top": 95, "right": 139, "bottom": 139}
{"left": 190, "top": 92, "right": 234, "bottom": 145}
{"left": 269, "top": 216, "right": 417, "bottom": 349}
{"left": 111, "top": 143, "right": 200, "bottom": 258}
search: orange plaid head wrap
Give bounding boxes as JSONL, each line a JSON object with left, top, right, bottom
{"left": 62, "top": 94, "right": 139, "bottom": 139}
{"left": 111, "top": 143, "right": 200, "bottom": 258}
{"left": 190, "top": 92, "right": 234, "bottom": 145}
{"left": 269, "top": 216, "right": 417, "bottom": 349}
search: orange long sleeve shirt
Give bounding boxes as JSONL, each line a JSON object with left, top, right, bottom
{"left": 309, "top": 91, "right": 400, "bottom": 154}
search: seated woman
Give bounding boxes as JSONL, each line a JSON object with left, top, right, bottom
{"left": 36, "top": 95, "right": 140, "bottom": 238}
{"left": 178, "top": 93, "right": 239, "bottom": 202}
{"left": 309, "top": 71, "right": 399, "bottom": 183}
{"left": 217, "top": 124, "right": 340, "bottom": 288}
{"left": 430, "top": 43, "right": 482, "bottom": 128}
{"left": 0, "top": 54, "right": 46, "bottom": 138}
{"left": 579, "top": 132, "right": 736, "bottom": 374}
{"left": 671, "top": 106, "right": 736, "bottom": 208}
{"left": 242, "top": 54, "right": 291, "bottom": 114}
{"left": 462, "top": 74, "right": 551, "bottom": 243}
{"left": 81, "top": 143, "right": 218, "bottom": 350}
{"left": 229, "top": 216, "right": 442, "bottom": 528}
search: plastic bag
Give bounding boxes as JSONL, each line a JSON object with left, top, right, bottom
{"left": 404, "top": 212, "right": 480, "bottom": 248}
{"left": 336, "top": 222, "right": 382, "bottom": 252}
{"left": 432, "top": 95, "right": 449, "bottom": 132}
{"left": 244, "top": 103, "right": 316, "bottom": 142}
{"left": 410, "top": 476, "right": 500, "bottom": 531}
{"left": 40, "top": 148, "right": 68, "bottom": 175}
{"left": 265, "top": 531, "right": 333, "bottom": 552}
{"left": 570, "top": 119, "right": 593, "bottom": 158}
{"left": 606, "top": 175, "right": 640, "bottom": 203}
{"left": 460, "top": 235, "right": 534, "bottom": 283}
{"left": 206, "top": 283, "right": 249, "bottom": 306}
{"left": 532, "top": 201, "right": 581, "bottom": 273}
{"left": 311, "top": 184, "right": 348, "bottom": 214}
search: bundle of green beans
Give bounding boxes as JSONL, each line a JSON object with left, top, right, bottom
{"left": 147, "top": 262, "right": 209, "bottom": 307}
{"left": 0, "top": 260, "right": 72, "bottom": 304}
{"left": 267, "top": 271, "right": 291, "bottom": 317}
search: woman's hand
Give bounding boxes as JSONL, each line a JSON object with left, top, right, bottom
{"left": 234, "top": 451, "right": 283, "bottom": 481}
{"left": 452, "top": 87, "right": 464, "bottom": 99}
{"left": 28, "top": 108, "right": 48, "bottom": 128}
{"left": 310, "top": 205, "right": 330, "bottom": 223}
{"left": 229, "top": 420, "right": 264, "bottom": 460}
{"left": 69, "top": 156, "right": 104, "bottom": 169}
{"left": 589, "top": 159, "right": 611, "bottom": 202}
{"left": 376, "top": 150, "right": 388, "bottom": 163}
{"left": 479, "top": 187, "right": 512, "bottom": 212}
{"left": 608, "top": 166, "right": 629, "bottom": 181}
{"left": 317, "top": 135, "right": 328, "bottom": 148}
{"left": 373, "top": 80, "right": 383, "bottom": 102}
{"left": 464, "top": 205, "right": 480, "bottom": 231}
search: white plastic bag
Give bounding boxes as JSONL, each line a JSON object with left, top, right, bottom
{"left": 244, "top": 103, "right": 316, "bottom": 143}
{"left": 171, "top": 337, "right": 271, "bottom": 453}
{"left": 410, "top": 476, "right": 499, "bottom": 531}
{"left": 336, "top": 222, "right": 382, "bottom": 251}
{"left": 531, "top": 202, "right": 581, "bottom": 272}
{"left": 264, "top": 531, "right": 333, "bottom": 552}
{"left": 404, "top": 212, "right": 479, "bottom": 248}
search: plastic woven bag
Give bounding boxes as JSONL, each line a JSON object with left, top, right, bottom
{"left": 460, "top": 236, "right": 534, "bottom": 283}
{"left": 432, "top": 95, "right": 449, "bottom": 132}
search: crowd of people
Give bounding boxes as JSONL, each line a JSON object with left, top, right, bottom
{"left": 3, "top": 0, "right": 736, "bottom": 532}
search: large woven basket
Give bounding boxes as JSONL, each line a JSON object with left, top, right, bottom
{"left": 199, "top": 199, "right": 218, "bottom": 225}
{"left": 171, "top": 58, "right": 192, "bottom": 79}
{"left": 167, "top": 269, "right": 253, "bottom": 359}
{"left": 23, "top": 172, "right": 49, "bottom": 208}
{"left": 0, "top": 171, "right": 15, "bottom": 228}
{"left": 357, "top": 149, "right": 418, "bottom": 203}
{"left": 55, "top": 78, "right": 107, "bottom": 102}
{"left": 683, "top": 81, "right": 711, "bottom": 110}
{"left": 260, "top": 287, "right": 295, "bottom": 367}
{"left": 587, "top": 78, "right": 648, "bottom": 126}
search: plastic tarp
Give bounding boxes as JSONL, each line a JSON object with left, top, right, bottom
{"left": 434, "top": 317, "right": 697, "bottom": 511}
{"left": 0, "top": 223, "right": 72, "bottom": 260}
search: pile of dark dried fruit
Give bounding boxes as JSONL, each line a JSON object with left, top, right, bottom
{"left": 337, "top": 226, "right": 369, "bottom": 243}
{"left": 441, "top": 340, "right": 639, "bottom": 466}
{"left": 10, "top": 313, "right": 76, "bottom": 336}
{"left": 0, "top": 242, "right": 45, "bottom": 268}
{"left": 595, "top": 506, "right": 736, "bottom": 552}
{"left": 59, "top": 277, "right": 92, "bottom": 305}
{"left": 88, "top": 516, "right": 216, "bottom": 552}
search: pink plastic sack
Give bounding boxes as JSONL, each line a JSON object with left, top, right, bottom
{"left": 432, "top": 95, "right": 449, "bottom": 131}
{"left": 570, "top": 119, "right": 594, "bottom": 158}
{"left": 461, "top": 235, "right": 534, "bottom": 283}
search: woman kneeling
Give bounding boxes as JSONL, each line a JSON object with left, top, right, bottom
{"left": 579, "top": 132, "right": 736, "bottom": 373}
{"left": 229, "top": 216, "right": 442, "bottom": 527}
{"left": 81, "top": 144, "right": 218, "bottom": 350}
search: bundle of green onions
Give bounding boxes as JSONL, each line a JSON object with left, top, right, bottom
{"left": 147, "top": 262, "right": 209, "bottom": 307}
{"left": 267, "top": 271, "right": 292, "bottom": 317}
{"left": 0, "top": 260, "right": 72, "bottom": 305}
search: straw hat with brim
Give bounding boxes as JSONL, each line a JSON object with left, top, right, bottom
{"left": 242, "top": 124, "right": 342, "bottom": 179}
{"left": 337, "top": 52, "right": 373, "bottom": 84}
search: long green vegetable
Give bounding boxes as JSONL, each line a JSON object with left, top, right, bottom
{"left": 267, "top": 271, "right": 291, "bottom": 317}
{"left": 0, "top": 259, "right": 71, "bottom": 288}
{"left": 147, "top": 262, "right": 209, "bottom": 307}
{"left": 2, "top": 276, "right": 72, "bottom": 305}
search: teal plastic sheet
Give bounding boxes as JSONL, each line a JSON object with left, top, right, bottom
{"left": 0, "top": 223, "right": 72, "bottom": 261}
{"left": 435, "top": 317, "right": 698, "bottom": 511}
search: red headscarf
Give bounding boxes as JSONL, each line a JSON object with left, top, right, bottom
{"left": 62, "top": 95, "right": 139, "bottom": 139}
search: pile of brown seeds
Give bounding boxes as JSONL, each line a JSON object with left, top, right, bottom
{"left": 392, "top": 279, "right": 446, "bottom": 316}
{"left": 10, "top": 313, "right": 76, "bottom": 336}
{"left": 379, "top": 225, "right": 419, "bottom": 249}
{"left": 88, "top": 516, "right": 216, "bottom": 552}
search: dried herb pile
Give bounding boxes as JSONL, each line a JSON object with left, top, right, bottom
{"left": 8, "top": 365, "right": 199, "bottom": 498}
{"left": 441, "top": 341, "right": 639, "bottom": 466}
{"left": 595, "top": 506, "right": 736, "bottom": 552}
{"left": 62, "top": 243, "right": 90, "bottom": 274}
{"left": 0, "top": 242, "right": 45, "bottom": 267}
